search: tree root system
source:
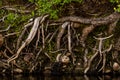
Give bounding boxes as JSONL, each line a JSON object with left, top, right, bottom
{"left": 0, "top": 11, "right": 120, "bottom": 75}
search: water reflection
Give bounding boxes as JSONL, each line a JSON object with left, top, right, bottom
{"left": 0, "top": 74, "right": 120, "bottom": 80}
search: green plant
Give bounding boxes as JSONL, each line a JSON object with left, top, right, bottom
{"left": 109, "top": 0, "right": 119, "bottom": 3}
{"left": 6, "top": 13, "right": 18, "bottom": 24}
{"left": 29, "top": 0, "right": 82, "bottom": 19}
{"left": 114, "top": 4, "right": 120, "bottom": 12}
{"left": 0, "top": 0, "right": 2, "bottom": 6}
{"left": 109, "top": 0, "right": 120, "bottom": 12}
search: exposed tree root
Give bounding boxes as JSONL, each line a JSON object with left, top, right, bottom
{"left": 0, "top": 25, "right": 11, "bottom": 32}
{"left": 84, "top": 51, "right": 99, "bottom": 74}
{"left": 0, "top": 11, "right": 120, "bottom": 74}
{"left": 55, "top": 12, "right": 120, "bottom": 48}
{"left": 57, "top": 22, "right": 70, "bottom": 49}
{"left": 1, "top": 6, "right": 31, "bottom": 14}
{"left": 16, "top": 22, "right": 33, "bottom": 49}
{"left": 84, "top": 35, "right": 113, "bottom": 74}
{"left": 0, "top": 34, "right": 3, "bottom": 47}
{"left": 80, "top": 25, "right": 95, "bottom": 47}
{"left": 68, "top": 23, "right": 72, "bottom": 53}
{"left": 55, "top": 12, "right": 120, "bottom": 25}
{"left": 7, "top": 15, "right": 49, "bottom": 63}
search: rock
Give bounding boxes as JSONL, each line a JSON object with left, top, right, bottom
{"left": 61, "top": 55, "right": 70, "bottom": 64}
{"left": 0, "top": 34, "right": 3, "bottom": 47}
{"left": 113, "top": 62, "right": 120, "bottom": 71}
{"left": 13, "top": 68, "right": 23, "bottom": 73}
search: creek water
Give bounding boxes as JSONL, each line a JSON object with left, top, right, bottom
{"left": 0, "top": 74, "right": 120, "bottom": 80}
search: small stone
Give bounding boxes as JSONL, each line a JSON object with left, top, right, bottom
{"left": 113, "top": 62, "right": 120, "bottom": 71}
{"left": 105, "top": 69, "right": 111, "bottom": 73}
{"left": 77, "top": 63, "right": 81, "bottom": 66}
{"left": 61, "top": 55, "right": 70, "bottom": 64}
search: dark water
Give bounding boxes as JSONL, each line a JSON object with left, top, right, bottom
{"left": 0, "top": 74, "right": 120, "bottom": 80}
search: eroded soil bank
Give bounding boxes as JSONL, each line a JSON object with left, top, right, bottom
{"left": 0, "top": 0, "right": 120, "bottom": 75}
